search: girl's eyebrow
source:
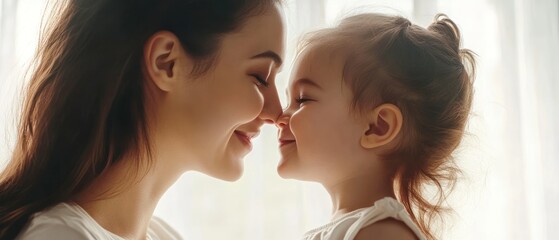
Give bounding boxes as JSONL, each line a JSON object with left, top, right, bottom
{"left": 293, "top": 78, "right": 322, "bottom": 90}
{"left": 286, "top": 78, "right": 323, "bottom": 99}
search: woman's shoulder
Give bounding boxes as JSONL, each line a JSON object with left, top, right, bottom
{"left": 17, "top": 202, "right": 114, "bottom": 240}
{"left": 18, "top": 202, "right": 182, "bottom": 240}
{"left": 17, "top": 221, "right": 90, "bottom": 240}
{"left": 148, "top": 216, "right": 183, "bottom": 240}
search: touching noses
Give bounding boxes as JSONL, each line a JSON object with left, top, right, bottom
{"left": 276, "top": 110, "right": 289, "bottom": 128}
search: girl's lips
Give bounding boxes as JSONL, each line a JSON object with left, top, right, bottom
{"left": 279, "top": 139, "right": 296, "bottom": 147}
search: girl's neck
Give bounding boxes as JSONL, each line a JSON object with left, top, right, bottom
{"left": 73, "top": 156, "right": 182, "bottom": 240}
{"left": 324, "top": 172, "right": 395, "bottom": 220}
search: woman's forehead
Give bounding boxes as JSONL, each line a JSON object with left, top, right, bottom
{"left": 229, "top": 4, "right": 285, "bottom": 58}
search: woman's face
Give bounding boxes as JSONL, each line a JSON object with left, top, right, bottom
{"left": 154, "top": 4, "right": 285, "bottom": 181}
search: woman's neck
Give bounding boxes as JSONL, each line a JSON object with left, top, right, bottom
{"left": 73, "top": 156, "right": 182, "bottom": 240}
{"left": 324, "top": 171, "right": 396, "bottom": 220}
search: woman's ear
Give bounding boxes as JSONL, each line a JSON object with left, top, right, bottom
{"left": 360, "top": 104, "right": 403, "bottom": 149}
{"left": 143, "top": 31, "right": 188, "bottom": 92}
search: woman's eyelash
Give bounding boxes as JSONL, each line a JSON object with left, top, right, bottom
{"left": 252, "top": 75, "right": 269, "bottom": 87}
{"left": 295, "top": 97, "right": 311, "bottom": 104}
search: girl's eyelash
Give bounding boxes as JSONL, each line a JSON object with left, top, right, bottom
{"left": 252, "top": 75, "right": 269, "bottom": 87}
{"left": 295, "top": 97, "right": 311, "bottom": 104}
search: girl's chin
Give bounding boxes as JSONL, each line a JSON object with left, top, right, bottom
{"left": 277, "top": 163, "right": 322, "bottom": 183}
{"left": 276, "top": 160, "right": 302, "bottom": 180}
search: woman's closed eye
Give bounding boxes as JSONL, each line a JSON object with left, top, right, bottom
{"left": 252, "top": 75, "right": 269, "bottom": 87}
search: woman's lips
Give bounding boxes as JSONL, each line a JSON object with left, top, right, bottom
{"left": 279, "top": 139, "right": 296, "bottom": 147}
{"left": 234, "top": 130, "right": 257, "bottom": 147}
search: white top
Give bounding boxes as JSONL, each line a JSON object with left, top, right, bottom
{"left": 302, "top": 197, "right": 426, "bottom": 240}
{"left": 17, "top": 202, "right": 183, "bottom": 240}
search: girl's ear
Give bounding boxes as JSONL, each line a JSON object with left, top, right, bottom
{"left": 360, "top": 104, "right": 403, "bottom": 149}
{"left": 143, "top": 31, "right": 189, "bottom": 92}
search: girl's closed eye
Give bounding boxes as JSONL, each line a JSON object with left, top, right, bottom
{"left": 295, "top": 96, "right": 313, "bottom": 107}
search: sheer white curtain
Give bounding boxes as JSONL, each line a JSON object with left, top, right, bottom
{"left": 1, "top": 0, "right": 558, "bottom": 239}
{"left": 1, "top": 0, "right": 49, "bottom": 169}
{"left": 431, "top": 0, "right": 559, "bottom": 239}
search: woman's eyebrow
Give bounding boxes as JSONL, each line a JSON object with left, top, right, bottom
{"left": 251, "top": 51, "right": 283, "bottom": 67}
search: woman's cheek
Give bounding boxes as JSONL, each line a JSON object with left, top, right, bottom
{"left": 232, "top": 86, "right": 265, "bottom": 122}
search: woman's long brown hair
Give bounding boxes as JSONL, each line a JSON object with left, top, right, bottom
{"left": 0, "top": 0, "right": 280, "bottom": 238}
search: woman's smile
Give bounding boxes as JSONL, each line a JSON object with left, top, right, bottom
{"left": 234, "top": 130, "right": 260, "bottom": 150}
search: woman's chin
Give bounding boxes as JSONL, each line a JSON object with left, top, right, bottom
{"left": 209, "top": 161, "right": 245, "bottom": 182}
{"left": 218, "top": 170, "right": 244, "bottom": 182}
{"left": 203, "top": 144, "right": 249, "bottom": 181}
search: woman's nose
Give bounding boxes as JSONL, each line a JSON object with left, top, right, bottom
{"left": 258, "top": 85, "right": 282, "bottom": 124}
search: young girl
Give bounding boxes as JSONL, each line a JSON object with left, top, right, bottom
{"left": 0, "top": 0, "right": 284, "bottom": 239}
{"left": 277, "top": 13, "right": 475, "bottom": 240}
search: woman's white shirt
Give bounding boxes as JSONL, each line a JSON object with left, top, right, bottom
{"left": 17, "top": 202, "right": 182, "bottom": 240}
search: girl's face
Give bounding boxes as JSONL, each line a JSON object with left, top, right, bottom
{"left": 277, "top": 46, "right": 367, "bottom": 184}
{"left": 155, "top": 4, "right": 285, "bottom": 181}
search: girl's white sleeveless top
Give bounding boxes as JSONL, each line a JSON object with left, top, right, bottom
{"left": 302, "top": 197, "right": 426, "bottom": 240}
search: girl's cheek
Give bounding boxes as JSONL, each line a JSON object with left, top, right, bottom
{"left": 289, "top": 110, "right": 305, "bottom": 137}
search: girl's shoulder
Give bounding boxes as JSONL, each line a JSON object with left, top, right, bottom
{"left": 348, "top": 197, "right": 426, "bottom": 240}
{"left": 353, "top": 217, "right": 419, "bottom": 240}
{"left": 302, "top": 197, "right": 426, "bottom": 240}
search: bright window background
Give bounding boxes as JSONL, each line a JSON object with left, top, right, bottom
{"left": 1, "top": 0, "right": 558, "bottom": 239}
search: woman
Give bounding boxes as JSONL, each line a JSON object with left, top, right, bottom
{"left": 0, "top": 0, "right": 285, "bottom": 239}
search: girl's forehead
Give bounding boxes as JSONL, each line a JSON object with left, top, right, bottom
{"left": 292, "top": 46, "right": 345, "bottom": 78}
{"left": 302, "top": 43, "right": 350, "bottom": 71}
{"left": 286, "top": 46, "right": 348, "bottom": 97}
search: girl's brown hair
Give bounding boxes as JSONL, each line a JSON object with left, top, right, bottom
{"left": 0, "top": 0, "right": 280, "bottom": 238}
{"left": 303, "top": 13, "right": 475, "bottom": 239}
